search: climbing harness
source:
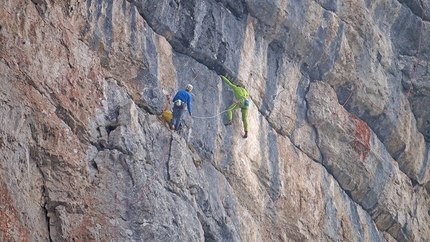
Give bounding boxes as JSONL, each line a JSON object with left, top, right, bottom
{"left": 238, "top": 97, "right": 250, "bottom": 110}
{"left": 174, "top": 99, "right": 185, "bottom": 106}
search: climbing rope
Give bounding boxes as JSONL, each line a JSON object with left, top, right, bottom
{"left": 192, "top": 109, "right": 229, "bottom": 119}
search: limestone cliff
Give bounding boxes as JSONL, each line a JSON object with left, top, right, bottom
{"left": 1, "top": 0, "right": 429, "bottom": 241}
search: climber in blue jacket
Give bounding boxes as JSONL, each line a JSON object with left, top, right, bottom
{"left": 171, "top": 84, "right": 193, "bottom": 131}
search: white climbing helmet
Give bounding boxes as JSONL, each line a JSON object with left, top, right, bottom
{"left": 186, "top": 84, "right": 193, "bottom": 91}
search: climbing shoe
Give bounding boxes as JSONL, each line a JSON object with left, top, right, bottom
{"left": 243, "top": 131, "right": 248, "bottom": 138}
{"left": 170, "top": 124, "right": 175, "bottom": 130}
{"left": 225, "top": 120, "right": 232, "bottom": 126}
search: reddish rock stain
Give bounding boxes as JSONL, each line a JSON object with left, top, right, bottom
{"left": 0, "top": 180, "right": 29, "bottom": 242}
{"left": 348, "top": 113, "right": 371, "bottom": 165}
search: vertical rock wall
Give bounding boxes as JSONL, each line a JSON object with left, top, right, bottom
{"left": 0, "top": 0, "right": 429, "bottom": 241}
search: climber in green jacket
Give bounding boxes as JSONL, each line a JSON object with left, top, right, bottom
{"left": 220, "top": 75, "right": 250, "bottom": 138}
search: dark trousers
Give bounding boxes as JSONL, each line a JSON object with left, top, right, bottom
{"left": 171, "top": 105, "right": 185, "bottom": 131}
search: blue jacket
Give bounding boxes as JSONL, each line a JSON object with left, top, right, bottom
{"left": 172, "top": 90, "right": 193, "bottom": 114}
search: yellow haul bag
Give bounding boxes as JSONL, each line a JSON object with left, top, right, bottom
{"left": 162, "top": 110, "right": 173, "bottom": 123}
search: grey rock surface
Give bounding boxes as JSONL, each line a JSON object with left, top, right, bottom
{"left": 0, "top": 0, "right": 429, "bottom": 241}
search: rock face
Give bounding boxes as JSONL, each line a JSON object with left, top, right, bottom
{"left": 0, "top": 0, "right": 429, "bottom": 241}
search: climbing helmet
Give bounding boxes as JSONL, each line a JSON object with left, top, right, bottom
{"left": 186, "top": 84, "right": 193, "bottom": 91}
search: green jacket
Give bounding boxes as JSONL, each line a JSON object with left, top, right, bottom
{"left": 221, "top": 76, "right": 249, "bottom": 100}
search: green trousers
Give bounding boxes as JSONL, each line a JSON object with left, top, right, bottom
{"left": 227, "top": 101, "right": 248, "bottom": 132}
